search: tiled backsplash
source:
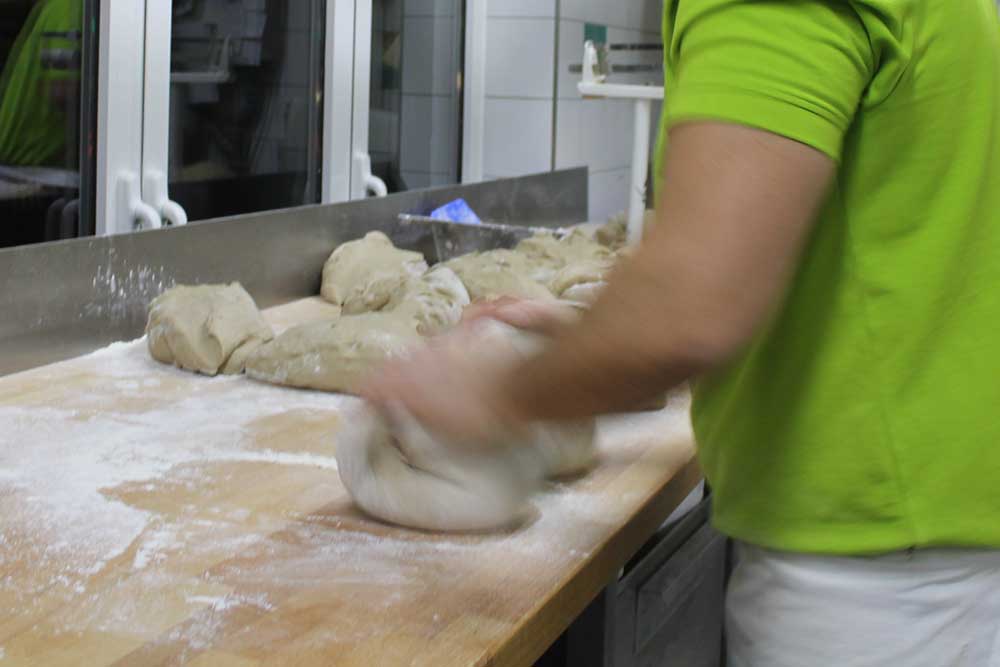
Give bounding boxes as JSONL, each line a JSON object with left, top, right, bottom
{"left": 482, "top": 0, "right": 663, "bottom": 220}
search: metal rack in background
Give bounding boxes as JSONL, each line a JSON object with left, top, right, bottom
{"left": 572, "top": 40, "right": 664, "bottom": 246}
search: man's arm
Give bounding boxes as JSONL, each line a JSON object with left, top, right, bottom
{"left": 498, "top": 120, "right": 836, "bottom": 421}
{"left": 363, "top": 120, "right": 836, "bottom": 440}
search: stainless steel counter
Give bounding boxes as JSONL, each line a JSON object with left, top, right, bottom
{"left": 0, "top": 169, "right": 587, "bottom": 376}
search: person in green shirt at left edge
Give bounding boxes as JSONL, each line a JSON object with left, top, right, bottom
{"left": 367, "top": 0, "right": 1000, "bottom": 664}
{"left": 0, "top": 0, "right": 82, "bottom": 167}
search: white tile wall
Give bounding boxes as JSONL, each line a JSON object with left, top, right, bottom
{"left": 589, "top": 167, "right": 632, "bottom": 221}
{"left": 554, "top": 1, "right": 663, "bottom": 218}
{"left": 487, "top": 0, "right": 556, "bottom": 18}
{"left": 479, "top": 0, "right": 558, "bottom": 181}
{"left": 477, "top": 0, "right": 663, "bottom": 219}
{"left": 485, "top": 18, "right": 556, "bottom": 98}
{"left": 483, "top": 98, "right": 553, "bottom": 177}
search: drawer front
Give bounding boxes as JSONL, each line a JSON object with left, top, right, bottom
{"left": 632, "top": 523, "right": 727, "bottom": 665}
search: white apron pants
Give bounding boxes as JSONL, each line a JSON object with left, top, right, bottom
{"left": 726, "top": 543, "right": 1000, "bottom": 666}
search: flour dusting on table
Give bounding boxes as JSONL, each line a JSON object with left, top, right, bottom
{"left": 0, "top": 339, "right": 352, "bottom": 630}
{"left": 0, "top": 334, "right": 692, "bottom": 658}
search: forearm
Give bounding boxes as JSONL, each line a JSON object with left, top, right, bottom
{"left": 499, "top": 122, "right": 835, "bottom": 423}
{"left": 500, "top": 233, "right": 713, "bottom": 420}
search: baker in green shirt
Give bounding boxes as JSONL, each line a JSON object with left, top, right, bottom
{"left": 367, "top": 0, "right": 1000, "bottom": 663}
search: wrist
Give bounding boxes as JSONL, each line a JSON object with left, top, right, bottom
{"left": 489, "top": 364, "right": 533, "bottom": 430}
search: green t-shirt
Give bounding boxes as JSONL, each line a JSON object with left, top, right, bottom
{"left": 657, "top": 0, "right": 1000, "bottom": 554}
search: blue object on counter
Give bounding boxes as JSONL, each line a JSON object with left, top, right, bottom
{"left": 430, "top": 198, "right": 482, "bottom": 225}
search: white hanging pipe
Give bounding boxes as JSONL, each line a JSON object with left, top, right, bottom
{"left": 576, "top": 41, "right": 663, "bottom": 244}
{"left": 628, "top": 98, "right": 652, "bottom": 245}
{"left": 461, "top": 0, "right": 487, "bottom": 183}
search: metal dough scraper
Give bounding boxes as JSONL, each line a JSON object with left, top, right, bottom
{"left": 397, "top": 214, "right": 570, "bottom": 262}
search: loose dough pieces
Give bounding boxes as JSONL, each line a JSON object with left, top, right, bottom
{"left": 386, "top": 265, "right": 471, "bottom": 336}
{"left": 320, "top": 231, "right": 428, "bottom": 314}
{"left": 441, "top": 249, "right": 554, "bottom": 302}
{"left": 146, "top": 283, "right": 273, "bottom": 376}
{"left": 337, "top": 405, "right": 546, "bottom": 532}
{"left": 246, "top": 311, "right": 421, "bottom": 394}
{"left": 437, "top": 230, "right": 612, "bottom": 303}
{"left": 336, "top": 319, "right": 598, "bottom": 532}
{"left": 247, "top": 266, "right": 470, "bottom": 393}
{"left": 514, "top": 229, "right": 614, "bottom": 303}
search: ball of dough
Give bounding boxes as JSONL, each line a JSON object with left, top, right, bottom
{"left": 321, "top": 231, "right": 428, "bottom": 314}
{"left": 245, "top": 311, "right": 421, "bottom": 394}
{"left": 548, "top": 258, "right": 614, "bottom": 297}
{"left": 599, "top": 210, "right": 654, "bottom": 249}
{"left": 335, "top": 321, "right": 598, "bottom": 532}
{"left": 336, "top": 405, "right": 546, "bottom": 532}
{"left": 145, "top": 283, "right": 274, "bottom": 376}
{"left": 455, "top": 319, "right": 599, "bottom": 478}
{"left": 385, "top": 266, "right": 471, "bottom": 336}
{"left": 531, "top": 419, "right": 598, "bottom": 478}
{"left": 442, "top": 250, "right": 553, "bottom": 302}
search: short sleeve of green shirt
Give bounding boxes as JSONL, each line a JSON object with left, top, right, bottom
{"left": 662, "top": 1, "right": 876, "bottom": 162}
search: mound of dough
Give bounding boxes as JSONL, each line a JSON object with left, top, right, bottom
{"left": 336, "top": 320, "right": 598, "bottom": 532}
{"left": 246, "top": 311, "right": 421, "bottom": 394}
{"left": 442, "top": 250, "right": 553, "bottom": 302}
{"left": 515, "top": 229, "right": 613, "bottom": 269}
{"left": 386, "top": 266, "right": 471, "bottom": 336}
{"left": 337, "top": 405, "right": 546, "bottom": 532}
{"left": 469, "top": 320, "right": 598, "bottom": 477}
{"left": 600, "top": 210, "right": 655, "bottom": 249}
{"left": 548, "top": 257, "right": 614, "bottom": 295}
{"left": 560, "top": 281, "right": 607, "bottom": 305}
{"left": 145, "top": 283, "right": 273, "bottom": 376}
{"left": 532, "top": 419, "right": 598, "bottom": 477}
{"left": 321, "top": 231, "right": 428, "bottom": 314}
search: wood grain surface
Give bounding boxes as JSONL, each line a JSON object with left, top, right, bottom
{"left": 0, "top": 298, "right": 699, "bottom": 667}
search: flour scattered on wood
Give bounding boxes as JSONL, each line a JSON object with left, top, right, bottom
{"left": 0, "top": 335, "right": 692, "bottom": 656}
{"left": 0, "top": 338, "right": 352, "bottom": 636}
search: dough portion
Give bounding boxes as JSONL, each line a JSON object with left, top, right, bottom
{"left": 386, "top": 266, "right": 471, "bottom": 336}
{"left": 560, "top": 281, "right": 606, "bottom": 306}
{"left": 514, "top": 229, "right": 613, "bottom": 269}
{"left": 321, "top": 231, "right": 428, "bottom": 314}
{"left": 442, "top": 250, "right": 553, "bottom": 302}
{"left": 336, "top": 319, "right": 598, "bottom": 532}
{"left": 600, "top": 210, "right": 655, "bottom": 249}
{"left": 336, "top": 405, "right": 546, "bottom": 532}
{"left": 531, "top": 419, "right": 598, "bottom": 477}
{"left": 467, "top": 319, "right": 598, "bottom": 478}
{"left": 548, "top": 257, "right": 614, "bottom": 297}
{"left": 145, "top": 283, "right": 273, "bottom": 376}
{"left": 246, "top": 311, "right": 421, "bottom": 394}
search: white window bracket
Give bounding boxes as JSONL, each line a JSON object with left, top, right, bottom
{"left": 141, "top": 0, "right": 187, "bottom": 227}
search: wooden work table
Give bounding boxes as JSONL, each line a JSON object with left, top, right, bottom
{"left": 0, "top": 298, "right": 700, "bottom": 666}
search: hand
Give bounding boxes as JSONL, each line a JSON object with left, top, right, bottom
{"left": 462, "top": 297, "right": 580, "bottom": 336}
{"left": 361, "top": 323, "right": 528, "bottom": 445}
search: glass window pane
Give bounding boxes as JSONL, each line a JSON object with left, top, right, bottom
{"left": 168, "top": 0, "right": 325, "bottom": 221}
{"left": 0, "top": 0, "right": 93, "bottom": 248}
{"left": 372, "top": 0, "right": 463, "bottom": 193}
